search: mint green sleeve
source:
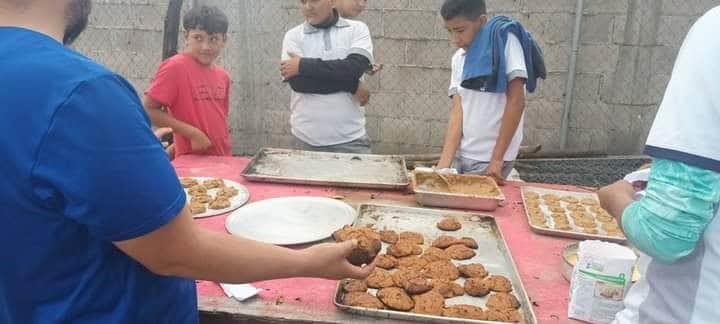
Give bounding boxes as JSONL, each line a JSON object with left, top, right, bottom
{"left": 622, "top": 159, "right": 720, "bottom": 263}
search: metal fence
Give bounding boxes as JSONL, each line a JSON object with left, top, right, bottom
{"left": 74, "top": 0, "right": 716, "bottom": 158}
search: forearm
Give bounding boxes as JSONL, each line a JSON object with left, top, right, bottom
{"left": 146, "top": 108, "right": 200, "bottom": 139}
{"left": 170, "top": 226, "right": 311, "bottom": 283}
{"left": 299, "top": 54, "right": 370, "bottom": 81}
{"left": 437, "top": 97, "right": 463, "bottom": 168}
{"left": 287, "top": 76, "right": 359, "bottom": 94}
{"left": 601, "top": 159, "right": 720, "bottom": 263}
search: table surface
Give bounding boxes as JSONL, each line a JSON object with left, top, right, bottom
{"left": 173, "top": 155, "right": 586, "bottom": 324}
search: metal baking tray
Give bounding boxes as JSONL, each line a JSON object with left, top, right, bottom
{"left": 334, "top": 204, "right": 537, "bottom": 324}
{"left": 411, "top": 172, "right": 505, "bottom": 211}
{"left": 520, "top": 186, "right": 627, "bottom": 244}
{"left": 241, "top": 148, "right": 410, "bottom": 190}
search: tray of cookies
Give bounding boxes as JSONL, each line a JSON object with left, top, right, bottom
{"left": 411, "top": 172, "right": 505, "bottom": 211}
{"left": 333, "top": 204, "right": 537, "bottom": 324}
{"left": 241, "top": 148, "right": 410, "bottom": 190}
{"left": 520, "top": 186, "right": 626, "bottom": 244}
{"left": 179, "top": 177, "right": 250, "bottom": 218}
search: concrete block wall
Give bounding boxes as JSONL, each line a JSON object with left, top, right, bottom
{"left": 75, "top": 0, "right": 719, "bottom": 156}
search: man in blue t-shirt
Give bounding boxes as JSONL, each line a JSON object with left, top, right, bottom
{"left": 0, "top": 1, "right": 374, "bottom": 323}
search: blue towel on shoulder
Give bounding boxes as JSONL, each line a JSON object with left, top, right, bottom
{"left": 461, "top": 16, "right": 546, "bottom": 93}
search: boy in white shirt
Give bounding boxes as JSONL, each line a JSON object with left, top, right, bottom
{"left": 437, "top": 0, "right": 544, "bottom": 184}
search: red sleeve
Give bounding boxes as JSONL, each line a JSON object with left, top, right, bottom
{"left": 145, "top": 58, "right": 181, "bottom": 108}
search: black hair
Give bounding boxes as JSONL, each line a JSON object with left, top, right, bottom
{"left": 441, "top": 0, "right": 487, "bottom": 21}
{"left": 183, "top": 5, "right": 229, "bottom": 34}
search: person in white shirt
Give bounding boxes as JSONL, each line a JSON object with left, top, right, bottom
{"left": 280, "top": 0, "right": 375, "bottom": 154}
{"left": 437, "top": 0, "right": 544, "bottom": 184}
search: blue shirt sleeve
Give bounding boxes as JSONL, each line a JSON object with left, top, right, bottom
{"left": 30, "top": 74, "right": 187, "bottom": 242}
{"left": 622, "top": 159, "right": 720, "bottom": 263}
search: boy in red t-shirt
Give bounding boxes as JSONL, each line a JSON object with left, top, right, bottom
{"left": 144, "top": 5, "right": 231, "bottom": 158}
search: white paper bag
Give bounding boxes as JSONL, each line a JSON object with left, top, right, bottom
{"left": 568, "top": 240, "right": 637, "bottom": 324}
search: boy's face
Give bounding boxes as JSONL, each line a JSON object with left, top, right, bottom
{"left": 184, "top": 29, "right": 226, "bottom": 66}
{"left": 445, "top": 15, "right": 487, "bottom": 51}
{"left": 300, "top": 0, "right": 335, "bottom": 25}
{"left": 336, "top": 0, "right": 367, "bottom": 18}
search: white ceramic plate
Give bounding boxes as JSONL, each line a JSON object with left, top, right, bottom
{"left": 225, "top": 196, "right": 356, "bottom": 245}
{"left": 182, "top": 177, "right": 250, "bottom": 218}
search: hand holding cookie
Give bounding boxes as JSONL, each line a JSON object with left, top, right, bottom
{"left": 303, "top": 240, "right": 377, "bottom": 280}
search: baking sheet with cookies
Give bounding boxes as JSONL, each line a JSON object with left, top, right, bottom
{"left": 334, "top": 204, "right": 537, "bottom": 324}
{"left": 520, "top": 186, "right": 626, "bottom": 244}
{"left": 180, "top": 177, "right": 250, "bottom": 219}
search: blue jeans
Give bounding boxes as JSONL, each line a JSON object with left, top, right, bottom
{"left": 292, "top": 135, "right": 372, "bottom": 154}
{"left": 453, "top": 156, "right": 515, "bottom": 179}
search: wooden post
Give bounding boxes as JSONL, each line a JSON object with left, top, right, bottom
{"left": 162, "top": 0, "right": 185, "bottom": 60}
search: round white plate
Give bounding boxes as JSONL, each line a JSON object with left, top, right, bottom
{"left": 225, "top": 196, "right": 356, "bottom": 245}
{"left": 182, "top": 177, "right": 250, "bottom": 218}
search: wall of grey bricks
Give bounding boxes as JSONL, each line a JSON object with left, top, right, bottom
{"left": 74, "top": 0, "right": 719, "bottom": 156}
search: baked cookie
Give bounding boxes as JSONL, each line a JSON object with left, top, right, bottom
{"left": 549, "top": 206, "right": 566, "bottom": 214}
{"left": 377, "top": 287, "right": 414, "bottom": 311}
{"left": 432, "top": 235, "right": 460, "bottom": 249}
{"left": 202, "top": 178, "right": 225, "bottom": 189}
{"left": 421, "top": 247, "right": 450, "bottom": 263}
{"left": 411, "top": 291, "right": 445, "bottom": 316}
{"left": 376, "top": 254, "right": 398, "bottom": 270}
{"left": 397, "top": 256, "right": 428, "bottom": 272}
{"left": 402, "top": 277, "right": 434, "bottom": 295}
{"left": 379, "top": 230, "right": 399, "bottom": 244}
{"left": 437, "top": 216, "right": 462, "bottom": 231}
{"left": 459, "top": 237, "right": 479, "bottom": 249}
{"left": 343, "top": 279, "right": 368, "bottom": 293}
{"left": 486, "top": 292, "right": 521, "bottom": 310}
{"left": 392, "top": 268, "right": 425, "bottom": 288}
{"left": 445, "top": 244, "right": 476, "bottom": 260}
{"left": 431, "top": 279, "right": 465, "bottom": 298}
{"left": 209, "top": 197, "right": 231, "bottom": 210}
{"left": 333, "top": 225, "right": 382, "bottom": 266}
{"left": 191, "top": 194, "right": 212, "bottom": 204}
{"left": 189, "top": 203, "right": 206, "bottom": 215}
{"left": 216, "top": 186, "right": 239, "bottom": 199}
{"left": 422, "top": 260, "right": 460, "bottom": 281}
{"left": 343, "top": 292, "right": 384, "bottom": 309}
{"left": 366, "top": 268, "right": 395, "bottom": 289}
{"left": 332, "top": 225, "right": 381, "bottom": 242}
{"left": 464, "top": 277, "right": 491, "bottom": 297}
{"left": 443, "top": 304, "right": 487, "bottom": 320}
{"left": 542, "top": 194, "right": 560, "bottom": 201}
{"left": 561, "top": 196, "right": 579, "bottom": 204}
{"left": 398, "top": 231, "right": 424, "bottom": 245}
{"left": 179, "top": 177, "right": 199, "bottom": 188}
{"left": 188, "top": 184, "right": 207, "bottom": 196}
{"left": 458, "top": 263, "right": 489, "bottom": 278}
{"left": 486, "top": 308, "right": 521, "bottom": 323}
{"left": 524, "top": 192, "right": 540, "bottom": 200}
{"left": 484, "top": 275, "right": 513, "bottom": 292}
{"left": 388, "top": 240, "right": 421, "bottom": 258}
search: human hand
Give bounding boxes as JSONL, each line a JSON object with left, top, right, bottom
{"left": 354, "top": 82, "right": 370, "bottom": 106}
{"left": 301, "top": 240, "right": 376, "bottom": 280}
{"left": 485, "top": 159, "right": 506, "bottom": 185}
{"left": 280, "top": 52, "right": 302, "bottom": 80}
{"left": 366, "top": 63, "right": 384, "bottom": 76}
{"left": 598, "top": 180, "right": 636, "bottom": 216}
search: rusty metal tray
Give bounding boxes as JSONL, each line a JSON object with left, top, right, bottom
{"left": 411, "top": 172, "right": 505, "bottom": 211}
{"left": 334, "top": 204, "right": 537, "bottom": 324}
{"left": 241, "top": 148, "right": 410, "bottom": 190}
{"left": 520, "top": 186, "right": 627, "bottom": 244}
